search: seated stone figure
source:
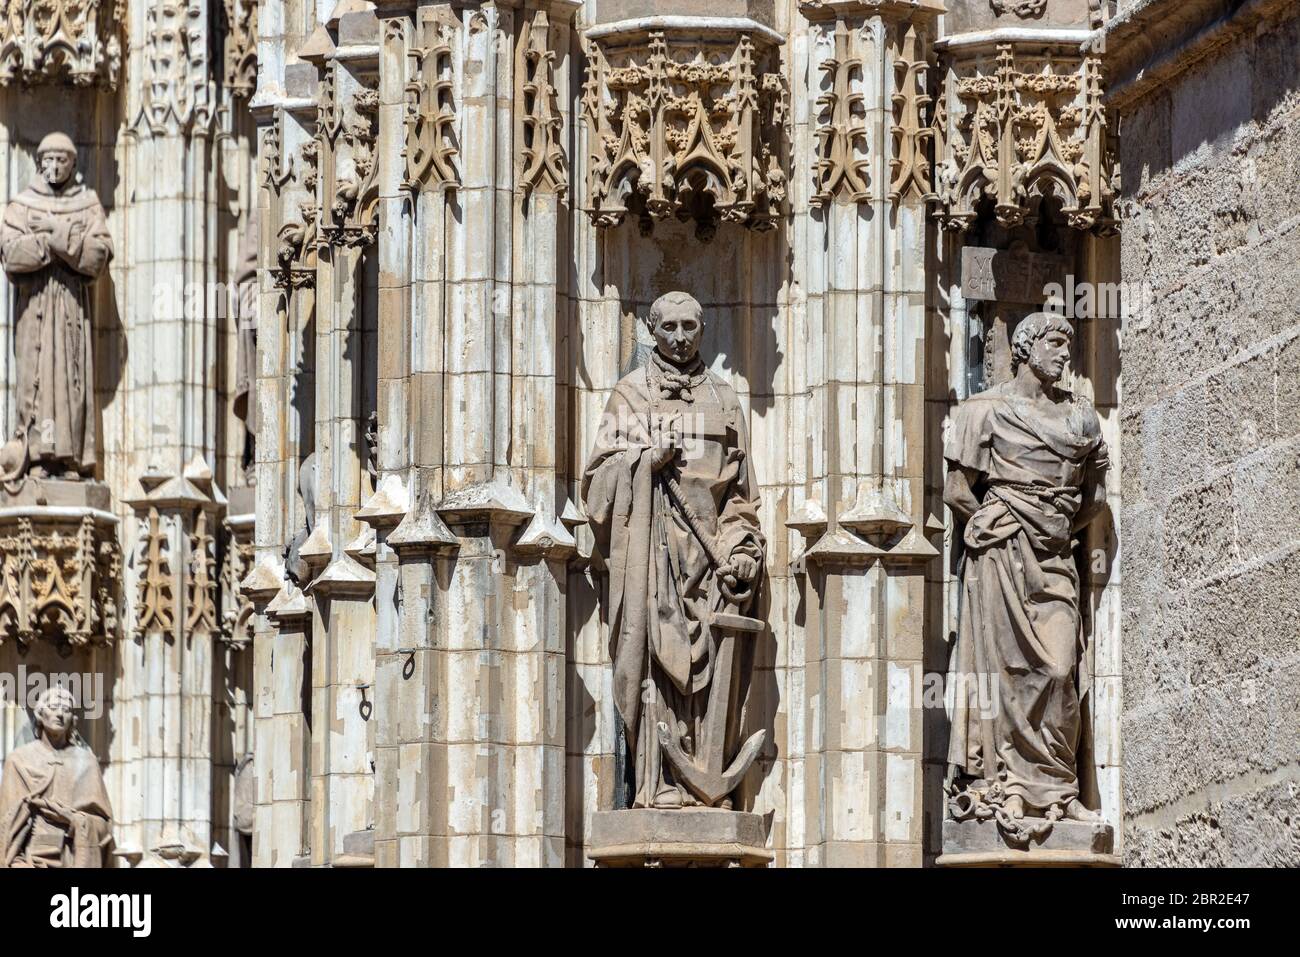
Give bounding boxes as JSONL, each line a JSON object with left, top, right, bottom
{"left": 0, "top": 686, "right": 113, "bottom": 868}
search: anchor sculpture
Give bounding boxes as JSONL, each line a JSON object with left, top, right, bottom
{"left": 655, "top": 469, "right": 766, "bottom": 807}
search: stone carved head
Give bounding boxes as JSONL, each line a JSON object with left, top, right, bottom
{"left": 1011, "top": 311, "right": 1074, "bottom": 384}
{"left": 647, "top": 291, "right": 705, "bottom": 366}
{"left": 36, "top": 132, "right": 78, "bottom": 189}
{"left": 34, "top": 685, "right": 78, "bottom": 748}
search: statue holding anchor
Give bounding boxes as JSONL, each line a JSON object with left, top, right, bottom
{"left": 582, "top": 291, "right": 766, "bottom": 813}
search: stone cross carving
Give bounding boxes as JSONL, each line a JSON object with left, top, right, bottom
{"left": 0, "top": 132, "right": 114, "bottom": 482}
{"left": 582, "top": 292, "right": 766, "bottom": 810}
{"left": 0, "top": 686, "right": 114, "bottom": 868}
{"left": 943, "top": 311, "right": 1109, "bottom": 845}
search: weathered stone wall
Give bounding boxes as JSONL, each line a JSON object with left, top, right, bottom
{"left": 1116, "top": 4, "right": 1300, "bottom": 866}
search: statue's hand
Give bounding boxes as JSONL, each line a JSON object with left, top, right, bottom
{"left": 649, "top": 431, "right": 679, "bottom": 472}
{"left": 30, "top": 798, "right": 71, "bottom": 827}
{"left": 729, "top": 554, "right": 759, "bottom": 584}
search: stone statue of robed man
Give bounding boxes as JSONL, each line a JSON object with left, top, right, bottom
{"left": 0, "top": 132, "right": 114, "bottom": 482}
{"left": 944, "top": 311, "right": 1109, "bottom": 843}
{"left": 0, "top": 686, "right": 114, "bottom": 868}
{"left": 582, "top": 291, "right": 766, "bottom": 811}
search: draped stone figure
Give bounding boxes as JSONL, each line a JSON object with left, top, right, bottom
{"left": 232, "top": 205, "right": 260, "bottom": 483}
{"left": 943, "top": 311, "right": 1109, "bottom": 843}
{"left": 0, "top": 132, "right": 113, "bottom": 481}
{"left": 0, "top": 686, "right": 114, "bottom": 868}
{"left": 582, "top": 292, "right": 766, "bottom": 811}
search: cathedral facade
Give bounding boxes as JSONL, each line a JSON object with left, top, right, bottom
{"left": 0, "top": 0, "right": 1294, "bottom": 868}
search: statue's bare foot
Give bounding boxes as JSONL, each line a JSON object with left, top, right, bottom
{"left": 1063, "top": 798, "right": 1102, "bottom": 823}
{"left": 1004, "top": 795, "right": 1026, "bottom": 819}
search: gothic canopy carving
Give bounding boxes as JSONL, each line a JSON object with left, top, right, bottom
{"left": 0, "top": 508, "right": 120, "bottom": 648}
{"left": 0, "top": 0, "right": 123, "bottom": 88}
{"left": 930, "top": 44, "right": 1118, "bottom": 235}
{"left": 582, "top": 21, "right": 788, "bottom": 241}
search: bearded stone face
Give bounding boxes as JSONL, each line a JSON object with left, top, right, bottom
{"left": 1027, "top": 327, "right": 1071, "bottom": 385}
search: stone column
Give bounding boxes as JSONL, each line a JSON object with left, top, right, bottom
{"left": 122, "top": 460, "right": 227, "bottom": 865}
{"left": 244, "top": 33, "right": 320, "bottom": 866}
{"left": 357, "top": 0, "right": 576, "bottom": 868}
{"left": 788, "top": 0, "right": 940, "bottom": 868}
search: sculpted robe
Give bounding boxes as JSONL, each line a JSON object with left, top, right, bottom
{"left": 582, "top": 353, "right": 764, "bottom": 807}
{"left": 945, "top": 382, "right": 1108, "bottom": 810}
{"left": 232, "top": 206, "right": 259, "bottom": 478}
{"left": 0, "top": 738, "right": 113, "bottom": 868}
{"left": 0, "top": 179, "right": 113, "bottom": 475}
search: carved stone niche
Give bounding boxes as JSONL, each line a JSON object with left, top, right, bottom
{"left": 0, "top": 480, "right": 121, "bottom": 649}
{"left": 0, "top": 0, "right": 123, "bottom": 89}
{"left": 581, "top": 17, "right": 789, "bottom": 242}
{"left": 930, "top": 41, "right": 1119, "bottom": 236}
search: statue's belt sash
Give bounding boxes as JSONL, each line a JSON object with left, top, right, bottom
{"left": 966, "top": 482, "right": 1080, "bottom": 556}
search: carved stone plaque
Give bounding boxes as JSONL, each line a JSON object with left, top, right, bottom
{"left": 961, "top": 245, "right": 1072, "bottom": 304}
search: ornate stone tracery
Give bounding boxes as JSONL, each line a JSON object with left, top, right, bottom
{"left": 134, "top": 506, "right": 174, "bottom": 636}
{"left": 222, "top": 0, "right": 257, "bottom": 98}
{"left": 137, "top": 0, "right": 213, "bottom": 136}
{"left": 128, "top": 460, "right": 227, "bottom": 639}
{"left": 811, "top": 20, "right": 868, "bottom": 206}
{"left": 888, "top": 23, "right": 933, "bottom": 203}
{"left": 930, "top": 44, "right": 1118, "bottom": 234}
{"left": 220, "top": 517, "right": 254, "bottom": 650}
{"left": 516, "top": 8, "right": 567, "bottom": 200}
{"left": 0, "top": 0, "right": 123, "bottom": 88}
{"left": 403, "top": 11, "right": 458, "bottom": 193}
{"left": 0, "top": 510, "right": 120, "bottom": 648}
{"left": 582, "top": 26, "right": 787, "bottom": 241}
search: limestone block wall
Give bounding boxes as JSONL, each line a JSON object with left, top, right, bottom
{"left": 1108, "top": 0, "right": 1300, "bottom": 866}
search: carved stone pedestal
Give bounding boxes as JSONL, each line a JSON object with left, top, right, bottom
{"left": 936, "top": 818, "right": 1120, "bottom": 867}
{"left": 0, "top": 479, "right": 120, "bottom": 647}
{"left": 588, "top": 809, "right": 773, "bottom": 868}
